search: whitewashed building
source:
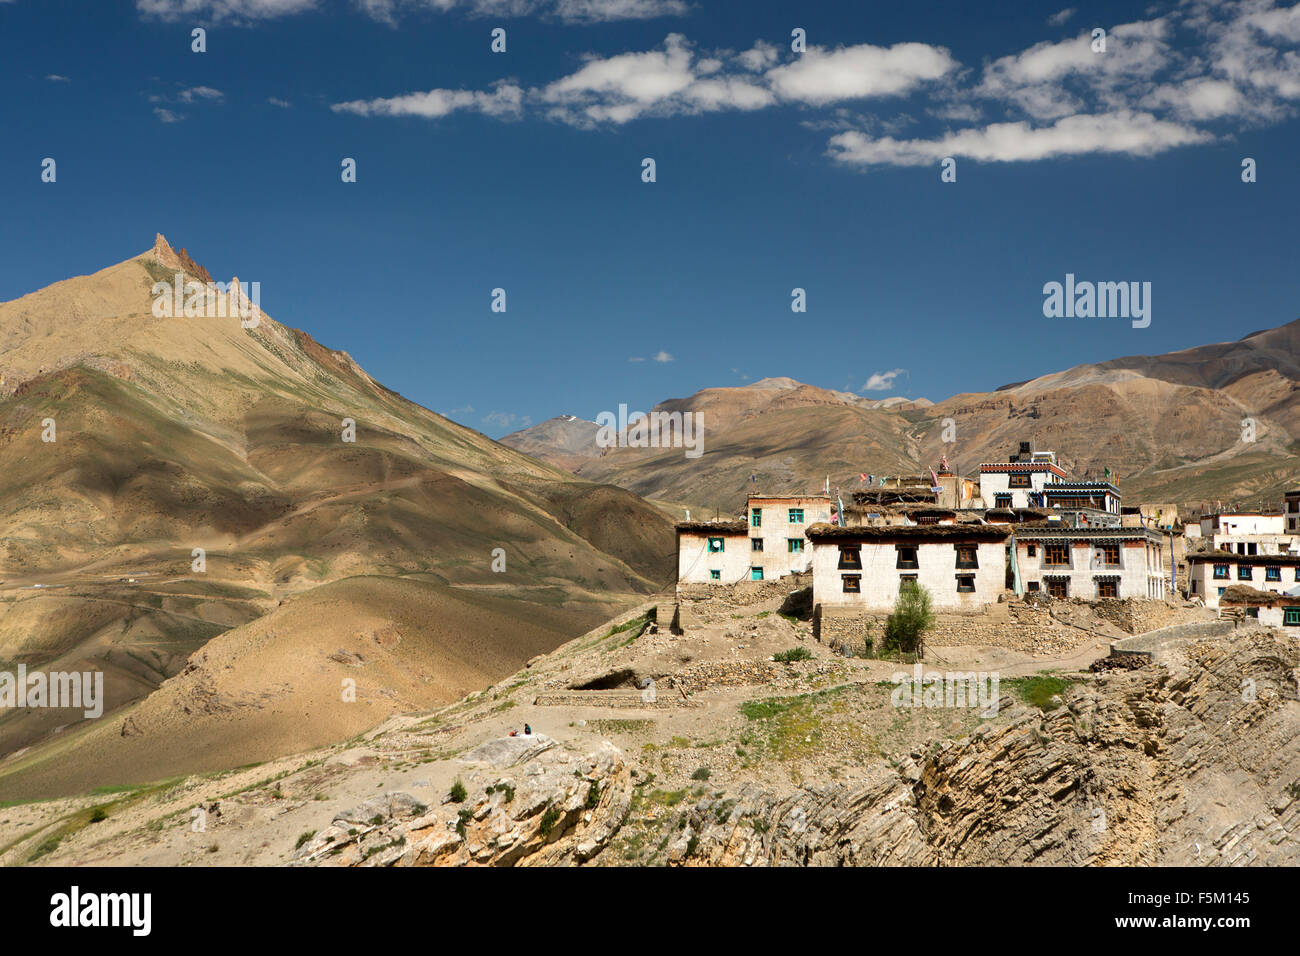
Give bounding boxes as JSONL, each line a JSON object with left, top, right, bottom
{"left": 745, "top": 495, "right": 833, "bottom": 580}
{"left": 808, "top": 524, "right": 1010, "bottom": 611}
{"left": 1013, "top": 527, "right": 1167, "bottom": 600}
{"left": 1186, "top": 550, "right": 1300, "bottom": 608}
{"left": 1218, "top": 585, "right": 1300, "bottom": 628}
{"left": 977, "top": 443, "right": 1067, "bottom": 510}
{"left": 676, "top": 521, "right": 749, "bottom": 584}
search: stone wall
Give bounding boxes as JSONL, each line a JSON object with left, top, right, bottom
{"left": 816, "top": 603, "right": 1094, "bottom": 656}
{"left": 1088, "top": 597, "right": 1210, "bottom": 634}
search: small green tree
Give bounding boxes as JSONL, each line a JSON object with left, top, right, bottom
{"left": 883, "top": 583, "right": 935, "bottom": 659}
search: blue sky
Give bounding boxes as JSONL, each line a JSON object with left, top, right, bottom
{"left": 2, "top": 0, "right": 1298, "bottom": 437}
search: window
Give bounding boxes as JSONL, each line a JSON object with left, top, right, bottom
{"left": 707, "top": 537, "right": 725, "bottom": 553}
{"left": 751, "top": 567, "right": 764, "bottom": 581}
{"left": 955, "top": 545, "right": 978, "bottom": 569}
{"left": 838, "top": 545, "right": 862, "bottom": 570}
{"left": 896, "top": 546, "right": 919, "bottom": 569}
{"left": 1027, "top": 581, "right": 1041, "bottom": 592}
{"left": 1190, "top": 580, "right": 1198, "bottom": 593}
{"left": 1284, "top": 607, "right": 1300, "bottom": 626}
{"left": 751, "top": 508, "right": 762, "bottom": 528}
{"left": 1046, "top": 578, "right": 1069, "bottom": 599}
{"left": 1266, "top": 566, "right": 1281, "bottom": 581}
{"left": 1246, "top": 607, "right": 1259, "bottom": 618}
{"left": 956, "top": 575, "right": 976, "bottom": 593}
{"left": 788, "top": 508, "right": 804, "bottom": 524}
{"left": 1213, "top": 564, "right": 1230, "bottom": 580}
{"left": 1044, "top": 543, "right": 1069, "bottom": 566}
{"left": 1027, "top": 544, "right": 1037, "bottom": 557}
{"left": 899, "top": 574, "right": 918, "bottom": 589}
{"left": 1217, "top": 587, "right": 1226, "bottom": 596}
{"left": 842, "top": 574, "right": 861, "bottom": 593}
{"left": 751, "top": 538, "right": 763, "bottom": 552}
{"left": 1097, "top": 543, "right": 1120, "bottom": 567}
{"left": 1096, "top": 579, "right": 1118, "bottom": 599}
{"left": 995, "top": 494, "right": 1012, "bottom": 508}
{"left": 1008, "top": 473, "right": 1031, "bottom": 488}
{"left": 709, "top": 569, "right": 721, "bottom": 581}
{"left": 787, "top": 538, "right": 804, "bottom": 553}
{"left": 1238, "top": 565, "right": 1253, "bottom": 580}
{"left": 1248, "top": 542, "right": 1258, "bottom": 556}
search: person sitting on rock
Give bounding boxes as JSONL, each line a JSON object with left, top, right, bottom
{"left": 524, "top": 723, "right": 532, "bottom": 736}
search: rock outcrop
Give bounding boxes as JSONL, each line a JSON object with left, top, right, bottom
{"left": 300, "top": 628, "right": 1300, "bottom": 867}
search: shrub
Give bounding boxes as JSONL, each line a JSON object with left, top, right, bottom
{"left": 883, "top": 583, "right": 935, "bottom": 657}
{"left": 690, "top": 767, "right": 711, "bottom": 781}
{"left": 449, "top": 779, "right": 468, "bottom": 803}
{"left": 295, "top": 830, "right": 316, "bottom": 850}
{"left": 539, "top": 805, "right": 562, "bottom": 836}
{"left": 773, "top": 646, "right": 812, "bottom": 663}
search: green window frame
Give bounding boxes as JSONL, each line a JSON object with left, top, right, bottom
{"left": 751, "top": 567, "right": 764, "bottom": 581}
{"left": 788, "top": 508, "right": 804, "bottom": 524}
{"left": 1213, "top": 564, "right": 1229, "bottom": 579}
{"left": 709, "top": 569, "right": 721, "bottom": 580}
{"left": 787, "top": 538, "right": 804, "bottom": 553}
{"left": 1238, "top": 565, "right": 1253, "bottom": 580}
{"left": 1266, "top": 566, "right": 1281, "bottom": 581}
{"left": 1284, "top": 607, "right": 1300, "bottom": 626}
{"left": 751, "top": 508, "right": 762, "bottom": 528}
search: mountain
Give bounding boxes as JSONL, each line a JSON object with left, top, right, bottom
{"left": 0, "top": 235, "right": 674, "bottom": 800}
{"left": 502, "top": 321, "right": 1300, "bottom": 513}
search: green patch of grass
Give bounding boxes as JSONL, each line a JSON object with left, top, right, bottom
{"left": 690, "top": 767, "right": 711, "bottom": 781}
{"left": 295, "top": 830, "right": 317, "bottom": 850}
{"left": 1004, "top": 675, "right": 1075, "bottom": 711}
{"left": 773, "top": 646, "right": 812, "bottom": 663}
{"left": 647, "top": 788, "right": 688, "bottom": 807}
{"left": 592, "top": 719, "right": 654, "bottom": 734}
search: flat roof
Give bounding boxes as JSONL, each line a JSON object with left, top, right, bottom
{"left": 676, "top": 521, "right": 747, "bottom": 534}
{"left": 1187, "top": 549, "right": 1300, "bottom": 564}
{"left": 806, "top": 523, "right": 1009, "bottom": 542}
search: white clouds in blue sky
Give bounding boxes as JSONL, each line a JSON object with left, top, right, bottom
{"left": 136, "top": 0, "right": 1300, "bottom": 168}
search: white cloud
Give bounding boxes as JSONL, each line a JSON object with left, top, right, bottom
{"left": 1047, "top": 7, "right": 1075, "bottom": 27}
{"left": 267, "top": 96, "right": 292, "bottom": 107}
{"left": 735, "top": 40, "right": 780, "bottom": 72}
{"left": 1144, "top": 77, "right": 1247, "bottom": 120}
{"left": 154, "top": 107, "right": 184, "bottom": 123}
{"left": 178, "top": 85, "right": 224, "bottom": 102}
{"left": 137, "top": 0, "right": 317, "bottom": 21}
{"left": 483, "top": 411, "right": 531, "bottom": 430}
{"left": 863, "top": 369, "right": 907, "bottom": 392}
{"left": 333, "top": 82, "right": 523, "bottom": 119}
{"left": 331, "top": 2, "right": 1300, "bottom": 168}
{"left": 766, "top": 41, "right": 957, "bottom": 105}
{"left": 829, "top": 110, "right": 1210, "bottom": 167}
{"left": 653, "top": 350, "right": 673, "bottom": 362}
{"left": 978, "top": 19, "right": 1173, "bottom": 121}
{"left": 628, "top": 356, "right": 645, "bottom": 362}
{"left": 354, "top": 0, "right": 686, "bottom": 24}
{"left": 45, "top": 74, "right": 72, "bottom": 82}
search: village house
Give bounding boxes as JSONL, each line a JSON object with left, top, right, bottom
{"left": 1287, "top": 489, "right": 1300, "bottom": 534}
{"left": 675, "top": 494, "right": 833, "bottom": 586}
{"left": 675, "top": 520, "right": 749, "bottom": 584}
{"left": 1013, "top": 524, "right": 1167, "bottom": 600}
{"left": 1218, "top": 584, "right": 1300, "bottom": 628}
{"left": 744, "top": 495, "right": 833, "bottom": 580}
{"left": 808, "top": 523, "right": 1010, "bottom": 611}
{"left": 1185, "top": 549, "right": 1300, "bottom": 608}
{"left": 1197, "top": 511, "right": 1296, "bottom": 556}
{"left": 977, "top": 441, "right": 1068, "bottom": 510}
